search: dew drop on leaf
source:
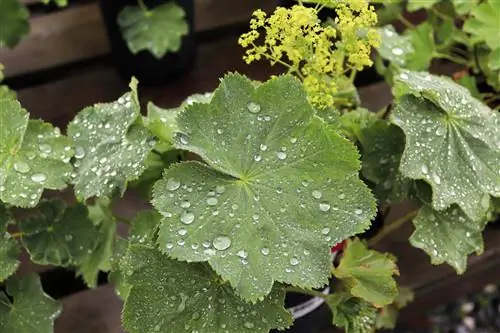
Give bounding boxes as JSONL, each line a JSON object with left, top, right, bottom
{"left": 213, "top": 236, "right": 232, "bottom": 250}
{"left": 215, "top": 185, "right": 226, "bottom": 194}
{"left": 206, "top": 197, "right": 218, "bottom": 206}
{"left": 290, "top": 258, "right": 299, "bottom": 266}
{"left": 276, "top": 151, "right": 287, "bottom": 160}
{"left": 244, "top": 322, "right": 255, "bottom": 329}
{"left": 254, "top": 155, "right": 262, "bottom": 162}
{"left": 39, "top": 143, "right": 52, "bottom": 154}
{"left": 321, "top": 227, "right": 330, "bottom": 235}
{"left": 392, "top": 47, "right": 403, "bottom": 55}
{"left": 237, "top": 250, "right": 248, "bottom": 259}
{"left": 14, "top": 161, "right": 30, "bottom": 174}
{"left": 30, "top": 173, "right": 47, "bottom": 183}
{"left": 261, "top": 247, "right": 270, "bottom": 256}
{"left": 166, "top": 178, "right": 181, "bottom": 191}
{"left": 312, "top": 190, "right": 322, "bottom": 199}
{"left": 355, "top": 209, "right": 363, "bottom": 215}
{"left": 319, "top": 203, "right": 331, "bottom": 212}
{"left": 421, "top": 164, "right": 429, "bottom": 174}
{"left": 74, "top": 146, "right": 85, "bottom": 159}
{"left": 260, "top": 144, "right": 268, "bottom": 151}
{"left": 180, "top": 213, "right": 195, "bottom": 225}
{"left": 247, "top": 102, "right": 261, "bottom": 114}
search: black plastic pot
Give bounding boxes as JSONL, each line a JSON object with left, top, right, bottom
{"left": 98, "top": 0, "right": 196, "bottom": 85}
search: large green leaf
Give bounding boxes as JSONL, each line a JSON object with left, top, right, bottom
{"left": 0, "top": 0, "right": 29, "bottom": 48}
{"left": 152, "top": 74, "right": 376, "bottom": 301}
{"left": 0, "top": 204, "right": 19, "bottom": 282}
{"left": 463, "top": 0, "right": 500, "bottom": 51}
{"left": 392, "top": 71, "right": 500, "bottom": 220}
{"left": 68, "top": 79, "right": 155, "bottom": 199}
{"left": 77, "top": 198, "right": 117, "bottom": 287}
{"left": 377, "top": 25, "right": 414, "bottom": 68}
{"left": 118, "top": 2, "right": 189, "bottom": 59}
{"left": 0, "top": 274, "right": 61, "bottom": 333}
{"left": 129, "top": 210, "right": 161, "bottom": 247}
{"left": 122, "top": 245, "right": 293, "bottom": 333}
{"left": 326, "top": 293, "right": 377, "bottom": 333}
{"left": 0, "top": 99, "right": 73, "bottom": 208}
{"left": 407, "top": 0, "right": 440, "bottom": 11}
{"left": 410, "top": 204, "right": 488, "bottom": 273}
{"left": 375, "top": 286, "right": 414, "bottom": 330}
{"left": 452, "top": 0, "right": 478, "bottom": 15}
{"left": 19, "top": 199, "right": 100, "bottom": 266}
{"left": 333, "top": 239, "right": 399, "bottom": 307}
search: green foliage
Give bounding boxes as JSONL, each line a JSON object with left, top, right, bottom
{"left": 0, "top": 274, "right": 61, "bottom": 333}
{"left": 0, "top": 203, "right": 19, "bottom": 282}
{"left": 41, "top": 0, "right": 68, "bottom": 7}
{"left": 392, "top": 71, "right": 500, "bottom": 221}
{"left": 152, "top": 74, "right": 376, "bottom": 302}
{"left": 0, "top": 0, "right": 29, "bottom": 48}
{"left": 122, "top": 245, "right": 293, "bottom": 333}
{"left": 333, "top": 239, "right": 399, "bottom": 307}
{"left": 0, "top": 98, "right": 73, "bottom": 208}
{"left": 327, "top": 293, "right": 377, "bottom": 333}
{"left": 376, "top": 287, "right": 414, "bottom": 329}
{"left": 407, "top": 0, "right": 440, "bottom": 11}
{"left": 410, "top": 204, "right": 487, "bottom": 273}
{"left": 68, "top": 79, "right": 155, "bottom": 199}
{"left": 19, "top": 199, "right": 100, "bottom": 266}
{"left": 118, "top": 2, "right": 189, "bottom": 59}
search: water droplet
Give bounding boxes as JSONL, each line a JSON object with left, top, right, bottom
{"left": 399, "top": 72, "right": 409, "bottom": 80}
{"left": 261, "top": 248, "right": 270, "bottom": 256}
{"left": 180, "top": 213, "right": 195, "bottom": 225}
{"left": 31, "top": 173, "right": 47, "bottom": 183}
{"left": 39, "top": 143, "right": 52, "bottom": 154}
{"left": 206, "top": 197, "right": 218, "bottom": 206}
{"left": 178, "top": 229, "right": 187, "bottom": 236}
{"left": 290, "top": 258, "right": 299, "bottom": 266}
{"left": 312, "top": 190, "right": 322, "bottom": 199}
{"left": 180, "top": 201, "right": 191, "bottom": 208}
{"left": 276, "top": 151, "right": 287, "bottom": 160}
{"left": 237, "top": 250, "right": 248, "bottom": 259}
{"left": 64, "top": 234, "right": 73, "bottom": 241}
{"left": 290, "top": 137, "right": 297, "bottom": 144}
{"left": 432, "top": 174, "right": 441, "bottom": 185}
{"left": 319, "top": 203, "right": 330, "bottom": 212}
{"left": 260, "top": 144, "right": 268, "bottom": 151}
{"left": 338, "top": 193, "right": 345, "bottom": 200}
{"left": 355, "top": 209, "right": 363, "bottom": 215}
{"left": 421, "top": 164, "right": 429, "bottom": 174}
{"left": 392, "top": 47, "right": 404, "bottom": 55}
{"left": 247, "top": 102, "right": 261, "bottom": 114}
{"left": 321, "top": 227, "right": 330, "bottom": 235}
{"left": 254, "top": 155, "right": 262, "bottom": 162}
{"left": 14, "top": 161, "right": 30, "bottom": 174}
{"left": 215, "top": 185, "right": 226, "bottom": 194}
{"left": 244, "top": 322, "right": 255, "bottom": 329}
{"left": 213, "top": 236, "right": 231, "bottom": 250}
{"left": 74, "top": 146, "right": 85, "bottom": 159}
{"left": 166, "top": 178, "right": 181, "bottom": 191}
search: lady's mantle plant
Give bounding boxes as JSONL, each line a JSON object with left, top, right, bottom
{"left": 0, "top": 1, "right": 499, "bottom": 333}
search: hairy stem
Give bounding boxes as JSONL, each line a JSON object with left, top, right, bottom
{"left": 285, "top": 286, "right": 329, "bottom": 299}
{"left": 368, "top": 210, "right": 419, "bottom": 247}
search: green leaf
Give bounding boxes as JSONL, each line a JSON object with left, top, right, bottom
{"left": 41, "top": 0, "right": 68, "bottom": 7}
{"left": 407, "top": 0, "right": 440, "bottom": 11}
{"left": 0, "top": 204, "right": 19, "bottom": 282}
{"left": 392, "top": 71, "right": 500, "bottom": 220}
{"left": 375, "top": 286, "right": 414, "bottom": 330}
{"left": 463, "top": 0, "right": 500, "bottom": 51}
{"left": 326, "top": 293, "right": 377, "bottom": 333}
{"left": 118, "top": 2, "right": 189, "bottom": 59}
{"left": 488, "top": 48, "right": 500, "bottom": 71}
{"left": 77, "top": 198, "right": 117, "bottom": 287}
{"left": 152, "top": 74, "right": 376, "bottom": 301}
{"left": 0, "top": 99, "right": 73, "bottom": 208}
{"left": 410, "top": 204, "right": 488, "bottom": 273}
{"left": 68, "top": 79, "right": 155, "bottom": 199}
{"left": 405, "top": 22, "right": 435, "bottom": 71}
{"left": 19, "top": 199, "right": 100, "bottom": 266}
{"left": 144, "top": 93, "right": 212, "bottom": 145}
{"left": 129, "top": 210, "right": 161, "bottom": 247}
{"left": 333, "top": 239, "right": 399, "bottom": 307}
{"left": 377, "top": 25, "right": 414, "bottom": 68}
{"left": 376, "top": 2, "right": 405, "bottom": 26}
{"left": 0, "top": 0, "right": 29, "bottom": 48}
{"left": 122, "top": 245, "right": 293, "bottom": 333}
{"left": 108, "top": 237, "right": 131, "bottom": 301}
{"left": 456, "top": 74, "right": 482, "bottom": 100}
{"left": 0, "top": 274, "right": 61, "bottom": 333}
{"left": 452, "top": 0, "right": 478, "bottom": 15}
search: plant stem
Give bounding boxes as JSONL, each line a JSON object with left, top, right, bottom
{"left": 285, "top": 286, "right": 329, "bottom": 300}
{"left": 368, "top": 210, "right": 419, "bottom": 247}
{"left": 433, "top": 52, "right": 470, "bottom": 66}
{"left": 397, "top": 14, "right": 415, "bottom": 29}
{"left": 9, "top": 232, "right": 23, "bottom": 239}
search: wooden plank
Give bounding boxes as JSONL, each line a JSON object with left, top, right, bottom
{"left": 1, "top": 0, "right": 278, "bottom": 78}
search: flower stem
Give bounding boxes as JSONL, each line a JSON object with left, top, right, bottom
{"left": 285, "top": 286, "right": 329, "bottom": 300}
{"left": 137, "top": 0, "right": 149, "bottom": 13}
{"left": 368, "top": 210, "right": 419, "bottom": 247}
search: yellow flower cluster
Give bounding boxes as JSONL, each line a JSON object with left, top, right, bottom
{"left": 238, "top": 1, "right": 379, "bottom": 109}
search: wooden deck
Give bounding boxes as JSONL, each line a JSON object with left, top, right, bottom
{"left": 2, "top": 1, "right": 500, "bottom": 332}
